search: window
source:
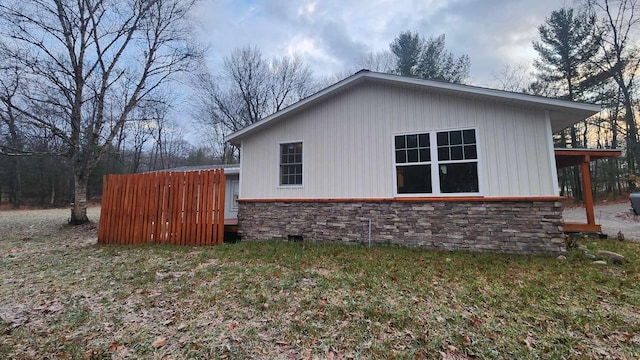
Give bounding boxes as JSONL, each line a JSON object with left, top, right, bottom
{"left": 436, "top": 129, "right": 478, "bottom": 193}
{"left": 395, "top": 129, "right": 479, "bottom": 195}
{"left": 395, "top": 133, "right": 432, "bottom": 194}
{"left": 280, "top": 142, "right": 302, "bottom": 186}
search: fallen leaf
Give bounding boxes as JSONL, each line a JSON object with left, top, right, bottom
{"left": 524, "top": 336, "right": 535, "bottom": 351}
{"left": 152, "top": 336, "right": 168, "bottom": 348}
{"left": 469, "top": 315, "right": 482, "bottom": 327}
{"left": 462, "top": 334, "right": 471, "bottom": 346}
{"left": 108, "top": 341, "right": 123, "bottom": 352}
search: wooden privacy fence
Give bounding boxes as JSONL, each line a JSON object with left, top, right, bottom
{"left": 98, "top": 170, "right": 226, "bottom": 246}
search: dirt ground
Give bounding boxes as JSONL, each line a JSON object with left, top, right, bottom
{"left": 563, "top": 201, "right": 640, "bottom": 241}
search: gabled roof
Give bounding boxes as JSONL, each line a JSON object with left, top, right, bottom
{"left": 226, "top": 70, "right": 601, "bottom": 145}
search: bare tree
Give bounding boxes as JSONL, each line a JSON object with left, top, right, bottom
{"left": 586, "top": 0, "right": 640, "bottom": 173}
{"left": 123, "top": 105, "right": 156, "bottom": 173}
{"left": 356, "top": 50, "right": 396, "bottom": 73}
{"left": 491, "top": 63, "right": 533, "bottom": 93}
{"left": 194, "top": 46, "right": 316, "bottom": 162}
{"left": 0, "top": 57, "right": 25, "bottom": 208}
{"left": 0, "top": 0, "right": 201, "bottom": 223}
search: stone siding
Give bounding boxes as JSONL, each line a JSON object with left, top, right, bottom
{"left": 237, "top": 200, "right": 566, "bottom": 255}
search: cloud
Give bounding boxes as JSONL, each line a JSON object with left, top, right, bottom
{"left": 193, "top": 0, "right": 564, "bottom": 85}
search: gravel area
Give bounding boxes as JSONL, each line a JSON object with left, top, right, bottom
{"left": 563, "top": 201, "right": 640, "bottom": 241}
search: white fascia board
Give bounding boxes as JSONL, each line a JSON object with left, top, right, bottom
{"left": 365, "top": 72, "right": 601, "bottom": 114}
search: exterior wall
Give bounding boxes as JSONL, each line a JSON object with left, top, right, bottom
{"left": 238, "top": 200, "right": 566, "bottom": 255}
{"left": 239, "top": 82, "right": 557, "bottom": 199}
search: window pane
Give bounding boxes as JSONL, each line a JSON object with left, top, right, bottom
{"left": 463, "top": 129, "right": 476, "bottom": 144}
{"left": 439, "top": 162, "right": 479, "bottom": 193}
{"left": 407, "top": 134, "right": 418, "bottom": 148}
{"left": 438, "top": 147, "right": 450, "bottom": 161}
{"left": 397, "top": 165, "right": 432, "bottom": 194}
{"left": 464, "top": 145, "right": 477, "bottom": 159}
{"left": 449, "top": 130, "right": 462, "bottom": 145}
{"left": 395, "top": 135, "right": 406, "bottom": 149}
{"left": 407, "top": 149, "right": 419, "bottom": 162}
{"left": 450, "top": 146, "right": 463, "bottom": 160}
{"left": 396, "top": 150, "right": 406, "bottom": 163}
{"left": 280, "top": 142, "right": 302, "bottom": 185}
{"left": 418, "top": 133, "right": 429, "bottom": 147}
{"left": 419, "top": 148, "right": 430, "bottom": 162}
{"left": 437, "top": 132, "right": 449, "bottom": 146}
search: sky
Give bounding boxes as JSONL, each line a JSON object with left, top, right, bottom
{"left": 191, "top": 0, "right": 574, "bottom": 87}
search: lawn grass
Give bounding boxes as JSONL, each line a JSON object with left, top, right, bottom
{"left": 1, "top": 210, "right": 639, "bottom": 359}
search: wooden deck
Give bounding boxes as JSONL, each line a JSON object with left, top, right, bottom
{"left": 563, "top": 222, "right": 602, "bottom": 233}
{"left": 555, "top": 149, "right": 621, "bottom": 235}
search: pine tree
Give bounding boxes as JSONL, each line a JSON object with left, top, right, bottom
{"left": 533, "top": 7, "right": 601, "bottom": 200}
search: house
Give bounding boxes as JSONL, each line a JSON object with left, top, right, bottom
{"left": 226, "top": 70, "right": 601, "bottom": 255}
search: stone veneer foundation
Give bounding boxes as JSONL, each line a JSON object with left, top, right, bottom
{"left": 237, "top": 199, "right": 567, "bottom": 255}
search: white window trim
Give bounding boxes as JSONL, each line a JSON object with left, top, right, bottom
{"left": 277, "top": 140, "right": 304, "bottom": 188}
{"left": 392, "top": 127, "right": 482, "bottom": 197}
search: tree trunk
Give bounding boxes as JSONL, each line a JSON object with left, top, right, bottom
{"left": 70, "top": 173, "right": 89, "bottom": 225}
{"left": 623, "top": 98, "right": 638, "bottom": 175}
{"left": 9, "top": 157, "right": 21, "bottom": 209}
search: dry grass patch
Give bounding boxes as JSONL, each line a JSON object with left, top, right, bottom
{"left": 1, "top": 207, "right": 639, "bottom": 358}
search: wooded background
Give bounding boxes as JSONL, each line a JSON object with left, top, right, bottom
{"left": 1, "top": 0, "right": 637, "bottom": 214}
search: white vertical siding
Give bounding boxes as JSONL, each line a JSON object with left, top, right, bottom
{"left": 240, "top": 82, "right": 556, "bottom": 199}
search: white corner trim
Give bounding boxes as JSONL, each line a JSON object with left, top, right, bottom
{"left": 544, "top": 111, "right": 560, "bottom": 195}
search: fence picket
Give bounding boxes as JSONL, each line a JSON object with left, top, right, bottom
{"left": 98, "top": 169, "right": 226, "bottom": 246}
